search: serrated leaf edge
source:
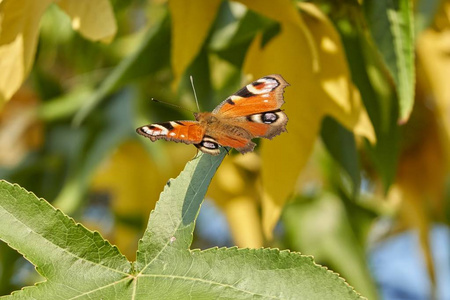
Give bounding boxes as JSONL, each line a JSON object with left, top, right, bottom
{"left": 0, "top": 180, "right": 131, "bottom": 282}
{"left": 188, "top": 246, "right": 366, "bottom": 299}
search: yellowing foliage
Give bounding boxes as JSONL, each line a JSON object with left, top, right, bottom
{"left": 0, "top": 88, "right": 43, "bottom": 167}
{"left": 242, "top": 3, "right": 375, "bottom": 237}
{"left": 57, "top": 0, "right": 117, "bottom": 43}
{"left": 0, "top": 0, "right": 116, "bottom": 107}
{"left": 167, "top": 0, "right": 375, "bottom": 238}
{"left": 207, "top": 153, "right": 263, "bottom": 248}
{"left": 169, "top": 0, "right": 222, "bottom": 88}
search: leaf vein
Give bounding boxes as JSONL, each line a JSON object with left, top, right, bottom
{"left": 139, "top": 274, "right": 280, "bottom": 299}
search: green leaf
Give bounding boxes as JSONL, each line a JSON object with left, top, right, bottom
{"left": 73, "top": 12, "right": 171, "bottom": 126}
{"left": 137, "top": 149, "right": 228, "bottom": 263}
{"left": 283, "top": 194, "right": 378, "bottom": 299}
{"left": 1, "top": 149, "right": 363, "bottom": 299}
{"left": 321, "top": 116, "right": 360, "bottom": 195}
{"left": 211, "top": 7, "right": 278, "bottom": 67}
{"left": 135, "top": 247, "right": 362, "bottom": 299}
{"left": 337, "top": 18, "right": 401, "bottom": 190}
{"left": 415, "top": 0, "right": 441, "bottom": 33}
{"left": 52, "top": 90, "right": 136, "bottom": 214}
{"left": 0, "top": 180, "right": 132, "bottom": 298}
{"left": 365, "top": 0, "right": 415, "bottom": 123}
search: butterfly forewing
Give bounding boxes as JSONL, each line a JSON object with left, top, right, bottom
{"left": 136, "top": 121, "right": 204, "bottom": 144}
{"left": 213, "top": 74, "right": 289, "bottom": 117}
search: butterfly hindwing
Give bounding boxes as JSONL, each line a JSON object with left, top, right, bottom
{"left": 213, "top": 74, "right": 289, "bottom": 117}
{"left": 136, "top": 121, "right": 204, "bottom": 144}
{"left": 244, "top": 109, "right": 288, "bottom": 139}
{"left": 212, "top": 74, "right": 289, "bottom": 140}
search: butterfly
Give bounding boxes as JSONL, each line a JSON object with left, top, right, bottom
{"left": 136, "top": 74, "right": 289, "bottom": 155}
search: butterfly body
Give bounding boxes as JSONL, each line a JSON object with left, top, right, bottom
{"left": 137, "top": 74, "right": 289, "bottom": 155}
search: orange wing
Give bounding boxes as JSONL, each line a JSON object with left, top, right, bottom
{"left": 136, "top": 121, "right": 204, "bottom": 144}
{"left": 212, "top": 74, "right": 289, "bottom": 139}
{"left": 213, "top": 133, "right": 256, "bottom": 154}
{"left": 213, "top": 74, "right": 289, "bottom": 118}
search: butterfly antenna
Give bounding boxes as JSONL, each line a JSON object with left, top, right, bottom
{"left": 190, "top": 75, "right": 200, "bottom": 112}
{"left": 151, "top": 98, "right": 195, "bottom": 113}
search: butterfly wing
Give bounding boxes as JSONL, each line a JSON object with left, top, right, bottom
{"left": 213, "top": 74, "right": 289, "bottom": 139}
{"left": 136, "top": 121, "right": 204, "bottom": 144}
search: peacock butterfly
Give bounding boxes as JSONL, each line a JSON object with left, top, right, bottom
{"left": 136, "top": 74, "right": 289, "bottom": 155}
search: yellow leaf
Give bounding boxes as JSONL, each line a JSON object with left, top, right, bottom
{"left": 0, "top": 0, "right": 117, "bottom": 107}
{"left": 417, "top": 3, "right": 450, "bottom": 162}
{"left": 223, "top": 196, "right": 263, "bottom": 248}
{"left": 0, "top": 88, "right": 43, "bottom": 167}
{"left": 207, "top": 153, "right": 263, "bottom": 248}
{"left": 0, "top": 0, "right": 53, "bottom": 106}
{"left": 237, "top": 0, "right": 319, "bottom": 71}
{"left": 169, "top": 0, "right": 222, "bottom": 87}
{"left": 57, "top": 0, "right": 117, "bottom": 43}
{"left": 236, "top": 0, "right": 303, "bottom": 27}
{"left": 242, "top": 3, "right": 374, "bottom": 238}
{"left": 407, "top": 1, "right": 450, "bottom": 283}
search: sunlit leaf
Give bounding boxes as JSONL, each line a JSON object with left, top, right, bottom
{"left": 283, "top": 194, "right": 379, "bottom": 299}
{"left": 0, "top": 180, "right": 132, "bottom": 298}
{"left": 237, "top": 0, "right": 302, "bottom": 27}
{"left": 242, "top": 2, "right": 375, "bottom": 237}
{"left": 0, "top": 0, "right": 53, "bottom": 106}
{"left": 57, "top": 0, "right": 117, "bottom": 43}
{"left": 169, "top": 0, "right": 222, "bottom": 87}
{"left": 237, "top": 0, "right": 319, "bottom": 70}
{"left": 0, "top": 151, "right": 363, "bottom": 298}
{"left": 0, "top": 0, "right": 117, "bottom": 108}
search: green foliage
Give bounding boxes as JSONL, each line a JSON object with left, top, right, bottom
{"left": 73, "top": 13, "right": 171, "bottom": 126}
{"left": 321, "top": 117, "right": 360, "bottom": 195}
{"left": 0, "top": 149, "right": 361, "bottom": 299}
{"left": 364, "top": 0, "right": 415, "bottom": 122}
